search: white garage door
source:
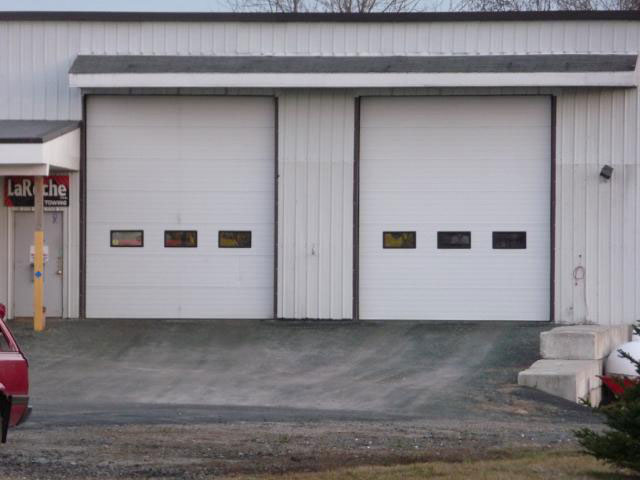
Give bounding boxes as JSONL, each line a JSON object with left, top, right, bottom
{"left": 86, "top": 96, "right": 275, "bottom": 318}
{"left": 360, "top": 96, "right": 551, "bottom": 321}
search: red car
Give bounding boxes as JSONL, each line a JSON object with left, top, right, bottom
{"left": 0, "top": 304, "right": 30, "bottom": 442}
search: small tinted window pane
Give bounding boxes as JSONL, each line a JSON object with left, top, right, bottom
{"left": 493, "top": 231, "right": 527, "bottom": 249}
{"left": 383, "top": 232, "right": 416, "bottom": 249}
{"left": 164, "top": 231, "right": 198, "bottom": 248}
{"left": 219, "top": 231, "right": 252, "bottom": 248}
{"left": 438, "top": 231, "right": 471, "bottom": 249}
{"left": 111, "top": 230, "right": 144, "bottom": 247}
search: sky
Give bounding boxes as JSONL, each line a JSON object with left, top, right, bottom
{"left": 0, "top": 0, "right": 449, "bottom": 11}
{"left": 0, "top": 0, "right": 230, "bottom": 11}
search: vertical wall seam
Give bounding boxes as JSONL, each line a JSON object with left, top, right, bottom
{"left": 609, "top": 91, "right": 614, "bottom": 325}
{"left": 279, "top": 94, "right": 287, "bottom": 317}
{"left": 273, "top": 95, "right": 279, "bottom": 319}
{"left": 571, "top": 91, "right": 577, "bottom": 322}
{"left": 353, "top": 96, "right": 360, "bottom": 320}
{"left": 304, "top": 92, "right": 311, "bottom": 318}
{"left": 316, "top": 92, "right": 322, "bottom": 318}
{"left": 292, "top": 93, "right": 298, "bottom": 317}
{"left": 614, "top": 90, "right": 627, "bottom": 323}
{"left": 329, "top": 92, "right": 335, "bottom": 316}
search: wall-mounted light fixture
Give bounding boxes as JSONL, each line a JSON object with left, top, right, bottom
{"left": 600, "top": 165, "right": 613, "bottom": 180}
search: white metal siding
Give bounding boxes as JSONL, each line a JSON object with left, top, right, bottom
{"left": 0, "top": 19, "right": 638, "bottom": 323}
{"left": 86, "top": 95, "right": 275, "bottom": 318}
{"left": 555, "top": 88, "right": 640, "bottom": 325}
{"left": 277, "top": 91, "right": 354, "bottom": 319}
{"left": 359, "top": 95, "right": 551, "bottom": 320}
{"left": 0, "top": 20, "right": 638, "bottom": 120}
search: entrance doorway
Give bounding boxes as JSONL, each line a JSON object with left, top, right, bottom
{"left": 13, "top": 211, "right": 64, "bottom": 318}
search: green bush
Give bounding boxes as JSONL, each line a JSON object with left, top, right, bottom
{"left": 574, "top": 322, "right": 640, "bottom": 473}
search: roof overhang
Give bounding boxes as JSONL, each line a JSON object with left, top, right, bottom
{"left": 69, "top": 54, "right": 639, "bottom": 89}
{"left": 4, "top": 10, "right": 640, "bottom": 22}
{"left": 0, "top": 121, "right": 81, "bottom": 176}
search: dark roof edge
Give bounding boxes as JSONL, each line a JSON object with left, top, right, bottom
{"left": 69, "top": 54, "right": 639, "bottom": 74}
{"left": 39, "top": 121, "right": 81, "bottom": 143}
{"left": 0, "top": 121, "right": 81, "bottom": 144}
{"left": 0, "top": 10, "right": 639, "bottom": 23}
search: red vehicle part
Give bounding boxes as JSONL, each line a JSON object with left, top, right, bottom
{"left": 0, "top": 304, "right": 30, "bottom": 442}
{"left": 600, "top": 375, "right": 639, "bottom": 396}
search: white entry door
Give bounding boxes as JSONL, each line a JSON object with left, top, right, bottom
{"left": 359, "top": 96, "right": 551, "bottom": 321}
{"left": 86, "top": 96, "right": 275, "bottom": 318}
{"left": 13, "top": 211, "right": 64, "bottom": 318}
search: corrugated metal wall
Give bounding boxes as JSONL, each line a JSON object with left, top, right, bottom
{"left": 277, "top": 91, "right": 354, "bottom": 319}
{"left": 556, "top": 88, "right": 639, "bottom": 325}
{"left": 0, "top": 19, "right": 638, "bottom": 322}
{"left": 1, "top": 20, "right": 639, "bottom": 121}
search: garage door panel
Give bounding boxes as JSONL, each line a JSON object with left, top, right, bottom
{"left": 88, "top": 126, "right": 181, "bottom": 159}
{"left": 87, "top": 96, "right": 275, "bottom": 319}
{"left": 361, "top": 288, "right": 549, "bottom": 321}
{"left": 88, "top": 255, "right": 273, "bottom": 288}
{"left": 177, "top": 96, "right": 275, "bottom": 127}
{"left": 89, "top": 126, "right": 272, "bottom": 160}
{"left": 362, "top": 128, "right": 549, "bottom": 160}
{"left": 361, "top": 257, "right": 549, "bottom": 278}
{"left": 87, "top": 286, "right": 274, "bottom": 319}
{"left": 361, "top": 163, "right": 549, "bottom": 191}
{"left": 89, "top": 97, "right": 180, "bottom": 127}
{"left": 89, "top": 96, "right": 275, "bottom": 128}
{"left": 361, "top": 96, "right": 551, "bottom": 128}
{"left": 360, "top": 96, "right": 550, "bottom": 321}
{"left": 360, "top": 193, "right": 550, "bottom": 223}
{"left": 88, "top": 191, "right": 274, "bottom": 224}
{"left": 360, "top": 275, "right": 548, "bottom": 290}
{"left": 87, "top": 160, "right": 274, "bottom": 192}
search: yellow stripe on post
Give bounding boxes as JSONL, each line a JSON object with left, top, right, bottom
{"left": 33, "top": 176, "right": 45, "bottom": 332}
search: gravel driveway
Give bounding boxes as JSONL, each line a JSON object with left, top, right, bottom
{"left": 0, "top": 319, "right": 602, "bottom": 479}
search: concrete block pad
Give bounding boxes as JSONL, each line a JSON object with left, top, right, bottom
{"left": 518, "top": 359, "right": 603, "bottom": 406}
{"left": 540, "top": 325, "right": 632, "bottom": 360}
{"left": 609, "top": 324, "right": 633, "bottom": 351}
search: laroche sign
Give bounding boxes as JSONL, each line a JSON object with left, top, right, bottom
{"left": 3, "top": 176, "right": 69, "bottom": 207}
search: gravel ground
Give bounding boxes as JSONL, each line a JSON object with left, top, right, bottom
{"left": 0, "top": 319, "right": 606, "bottom": 479}
{"left": 0, "top": 384, "right": 604, "bottom": 480}
{"left": 0, "top": 416, "right": 597, "bottom": 480}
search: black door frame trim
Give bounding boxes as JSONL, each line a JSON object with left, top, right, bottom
{"left": 352, "top": 97, "right": 361, "bottom": 321}
{"left": 550, "top": 95, "right": 557, "bottom": 323}
{"left": 273, "top": 96, "right": 279, "bottom": 320}
{"left": 79, "top": 95, "right": 87, "bottom": 318}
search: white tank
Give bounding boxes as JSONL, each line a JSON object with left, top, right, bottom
{"left": 606, "top": 341, "right": 640, "bottom": 377}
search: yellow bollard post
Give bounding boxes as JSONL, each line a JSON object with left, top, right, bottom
{"left": 33, "top": 176, "right": 45, "bottom": 332}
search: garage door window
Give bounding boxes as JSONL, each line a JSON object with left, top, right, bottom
{"left": 437, "top": 232, "right": 471, "bottom": 249}
{"left": 493, "top": 232, "right": 527, "bottom": 249}
{"left": 110, "top": 230, "right": 144, "bottom": 247}
{"left": 219, "top": 231, "right": 252, "bottom": 248}
{"left": 383, "top": 232, "right": 416, "bottom": 249}
{"left": 164, "top": 231, "right": 198, "bottom": 248}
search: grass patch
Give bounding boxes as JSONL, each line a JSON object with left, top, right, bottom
{"left": 228, "top": 450, "right": 637, "bottom": 480}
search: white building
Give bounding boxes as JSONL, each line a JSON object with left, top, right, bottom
{"left": 0, "top": 10, "right": 638, "bottom": 324}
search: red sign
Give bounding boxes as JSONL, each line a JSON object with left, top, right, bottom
{"left": 3, "top": 176, "right": 69, "bottom": 207}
